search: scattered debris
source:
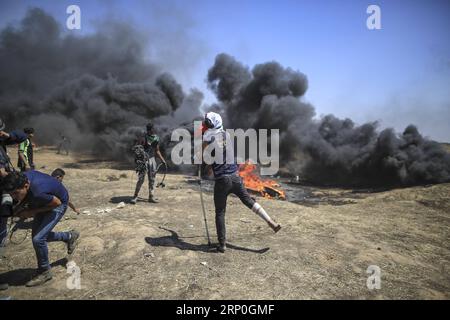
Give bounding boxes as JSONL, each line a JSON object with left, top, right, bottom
{"left": 144, "top": 252, "right": 155, "bottom": 258}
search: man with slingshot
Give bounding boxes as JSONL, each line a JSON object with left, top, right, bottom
{"left": 200, "top": 112, "right": 281, "bottom": 253}
{"left": 131, "top": 122, "right": 167, "bottom": 204}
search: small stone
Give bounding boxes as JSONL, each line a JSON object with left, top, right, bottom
{"left": 200, "top": 261, "right": 207, "bottom": 266}
{"left": 116, "top": 202, "right": 126, "bottom": 209}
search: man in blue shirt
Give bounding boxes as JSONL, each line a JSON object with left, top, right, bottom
{"left": 1, "top": 170, "right": 80, "bottom": 287}
{"left": 202, "top": 112, "right": 281, "bottom": 253}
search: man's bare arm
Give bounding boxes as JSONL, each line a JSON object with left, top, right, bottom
{"left": 155, "top": 144, "right": 166, "bottom": 164}
{"left": 0, "top": 167, "right": 7, "bottom": 178}
{"left": 0, "top": 131, "right": 10, "bottom": 139}
{"left": 15, "top": 196, "right": 61, "bottom": 219}
{"left": 69, "top": 201, "right": 80, "bottom": 214}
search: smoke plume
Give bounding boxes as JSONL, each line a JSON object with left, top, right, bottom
{"left": 207, "top": 53, "right": 450, "bottom": 186}
{"left": 0, "top": 8, "right": 202, "bottom": 159}
{"left": 1, "top": 9, "right": 448, "bottom": 187}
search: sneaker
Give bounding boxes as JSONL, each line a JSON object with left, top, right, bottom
{"left": 216, "top": 243, "right": 226, "bottom": 253}
{"left": 67, "top": 230, "right": 80, "bottom": 255}
{"left": 25, "top": 270, "right": 53, "bottom": 287}
{"left": 148, "top": 196, "right": 159, "bottom": 203}
{"left": 130, "top": 197, "right": 138, "bottom": 204}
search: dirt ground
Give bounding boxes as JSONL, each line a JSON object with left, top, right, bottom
{"left": 0, "top": 146, "right": 449, "bottom": 300}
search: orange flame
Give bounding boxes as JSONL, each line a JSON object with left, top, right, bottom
{"left": 238, "top": 162, "right": 286, "bottom": 200}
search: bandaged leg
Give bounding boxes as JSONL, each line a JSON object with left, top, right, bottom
{"left": 252, "top": 203, "right": 273, "bottom": 223}
{"left": 252, "top": 203, "right": 281, "bottom": 233}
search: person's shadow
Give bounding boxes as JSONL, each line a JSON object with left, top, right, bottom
{"left": 0, "top": 257, "right": 68, "bottom": 287}
{"left": 145, "top": 227, "right": 269, "bottom": 254}
{"left": 110, "top": 196, "right": 134, "bottom": 204}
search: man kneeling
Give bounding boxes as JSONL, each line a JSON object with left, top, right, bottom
{"left": 2, "top": 171, "right": 80, "bottom": 287}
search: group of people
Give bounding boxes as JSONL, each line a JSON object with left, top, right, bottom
{"left": 1, "top": 120, "right": 80, "bottom": 287}
{"left": 0, "top": 111, "right": 281, "bottom": 289}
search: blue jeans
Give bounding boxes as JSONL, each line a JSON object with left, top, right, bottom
{"left": 32, "top": 204, "right": 70, "bottom": 271}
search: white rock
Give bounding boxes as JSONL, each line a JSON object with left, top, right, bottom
{"left": 200, "top": 261, "right": 207, "bottom": 266}
{"left": 82, "top": 210, "right": 90, "bottom": 214}
{"left": 116, "top": 202, "right": 126, "bottom": 209}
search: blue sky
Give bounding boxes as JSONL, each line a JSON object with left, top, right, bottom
{"left": 1, "top": 0, "right": 449, "bottom": 141}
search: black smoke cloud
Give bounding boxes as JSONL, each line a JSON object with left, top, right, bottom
{"left": 1, "top": 9, "right": 449, "bottom": 187}
{"left": 0, "top": 8, "right": 201, "bottom": 159}
{"left": 207, "top": 53, "right": 450, "bottom": 186}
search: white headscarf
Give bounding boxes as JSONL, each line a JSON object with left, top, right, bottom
{"left": 205, "top": 112, "right": 223, "bottom": 130}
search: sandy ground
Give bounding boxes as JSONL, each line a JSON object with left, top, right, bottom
{"left": 0, "top": 146, "right": 449, "bottom": 300}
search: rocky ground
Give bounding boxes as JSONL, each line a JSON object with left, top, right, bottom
{"left": 0, "top": 147, "right": 449, "bottom": 299}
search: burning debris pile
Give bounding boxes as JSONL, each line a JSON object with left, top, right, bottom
{"left": 238, "top": 163, "right": 286, "bottom": 200}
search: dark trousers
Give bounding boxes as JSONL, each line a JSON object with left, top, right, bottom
{"left": 214, "top": 174, "right": 255, "bottom": 245}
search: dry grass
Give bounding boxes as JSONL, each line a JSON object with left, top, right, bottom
{"left": 0, "top": 147, "right": 449, "bottom": 299}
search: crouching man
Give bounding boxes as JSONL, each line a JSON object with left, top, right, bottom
{"left": 1, "top": 171, "right": 80, "bottom": 287}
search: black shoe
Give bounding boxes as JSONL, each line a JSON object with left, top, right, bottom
{"left": 25, "top": 270, "right": 53, "bottom": 287}
{"left": 216, "top": 244, "right": 226, "bottom": 253}
{"left": 67, "top": 230, "right": 80, "bottom": 255}
{"left": 148, "top": 196, "right": 159, "bottom": 203}
{"left": 269, "top": 222, "right": 281, "bottom": 233}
